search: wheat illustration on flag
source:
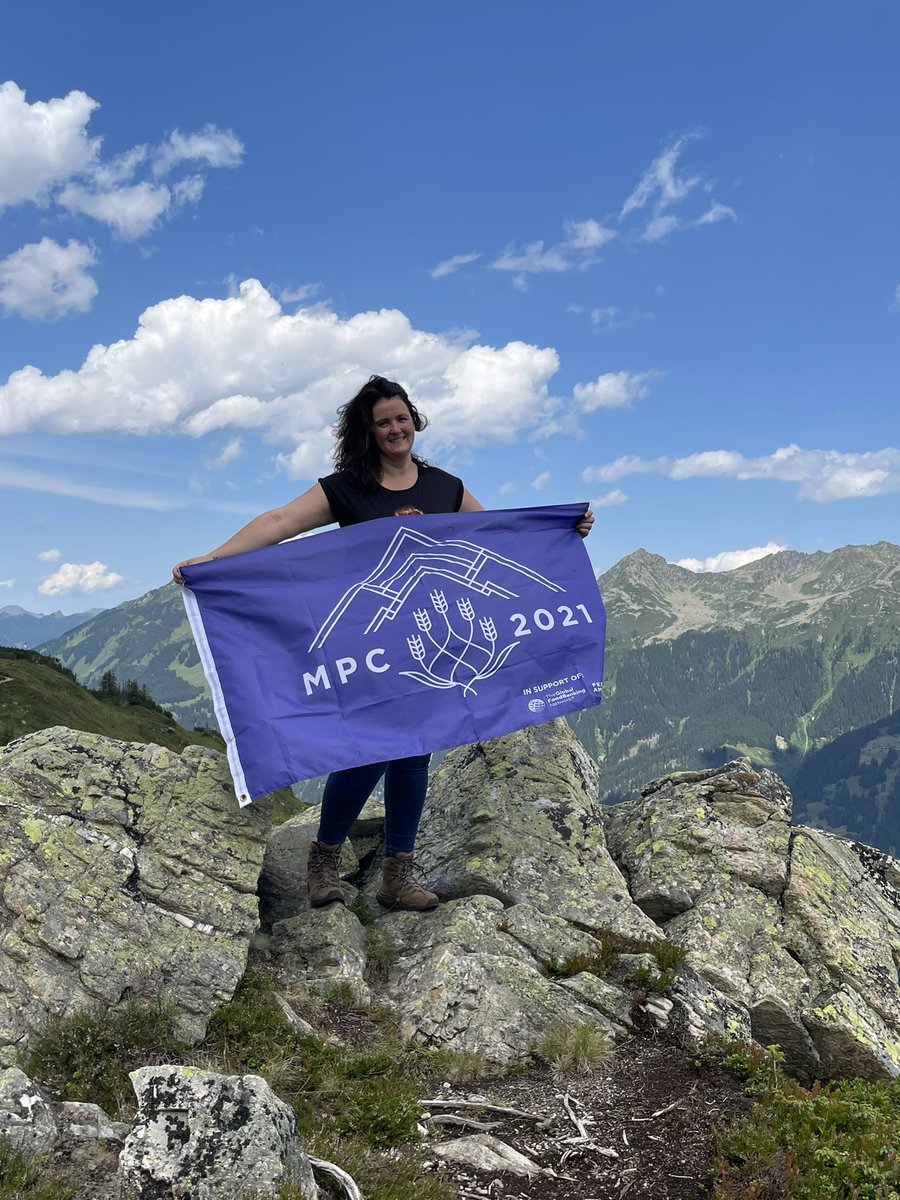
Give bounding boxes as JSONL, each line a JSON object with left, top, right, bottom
{"left": 400, "top": 589, "right": 519, "bottom": 694}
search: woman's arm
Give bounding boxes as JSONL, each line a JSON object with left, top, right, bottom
{"left": 172, "top": 483, "right": 335, "bottom": 584}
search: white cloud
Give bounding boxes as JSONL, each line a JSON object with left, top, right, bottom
{"left": 152, "top": 125, "right": 244, "bottom": 175}
{"left": 206, "top": 437, "right": 243, "bottom": 468}
{"left": 0, "top": 579, "right": 14, "bottom": 589}
{"left": 58, "top": 181, "right": 173, "bottom": 239}
{"left": 583, "top": 445, "right": 900, "bottom": 501}
{"left": 0, "top": 280, "right": 561, "bottom": 475}
{"left": 590, "top": 306, "right": 620, "bottom": 325}
{"left": 37, "top": 548, "right": 61, "bottom": 561}
{"left": 573, "top": 370, "right": 658, "bottom": 412}
{"left": 531, "top": 471, "right": 551, "bottom": 490}
{"left": 891, "top": 285, "right": 900, "bottom": 312}
{"left": 592, "top": 489, "right": 627, "bottom": 507}
{"left": 676, "top": 542, "right": 787, "bottom": 572}
{"left": 497, "top": 481, "right": 516, "bottom": 495}
{"left": 39, "top": 561, "right": 123, "bottom": 596}
{"left": 430, "top": 252, "right": 482, "bottom": 279}
{"left": 278, "top": 282, "right": 321, "bottom": 304}
{"left": 492, "top": 217, "right": 616, "bottom": 282}
{"left": 621, "top": 133, "right": 735, "bottom": 244}
{"left": 621, "top": 134, "right": 702, "bottom": 218}
{"left": 0, "top": 238, "right": 98, "bottom": 319}
{"left": 0, "top": 82, "right": 242, "bottom": 245}
{"left": 0, "top": 81, "right": 99, "bottom": 210}
{"left": 0, "top": 459, "right": 259, "bottom": 513}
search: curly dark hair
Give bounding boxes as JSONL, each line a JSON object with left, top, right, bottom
{"left": 333, "top": 374, "right": 428, "bottom": 490}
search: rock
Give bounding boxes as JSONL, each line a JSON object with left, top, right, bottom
{"left": 117, "top": 1066, "right": 317, "bottom": 1199}
{"left": 0, "top": 727, "right": 271, "bottom": 1064}
{"left": 379, "top": 895, "right": 619, "bottom": 1065}
{"left": 432, "top": 1131, "right": 542, "bottom": 1176}
{"left": 0, "top": 1066, "right": 56, "bottom": 1154}
{"left": 417, "top": 720, "right": 658, "bottom": 940}
{"left": 604, "top": 757, "right": 900, "bottom": 1082}
{"left": 53, "top": 1101, "right": 130, "bottom": 1144}
{"left": 270, "top": 904, "right": 369, "bottom": 1003}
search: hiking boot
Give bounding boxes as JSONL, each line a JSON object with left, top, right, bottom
{"left": 377, "top": 853, "right": 439, "bottom": 912}
{"left": 307, "top": 840, "right": 345, "bottom": 907}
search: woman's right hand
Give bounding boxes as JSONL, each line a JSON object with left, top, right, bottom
{"left": 172, "top": 554, "right": 217, "bottom": 585}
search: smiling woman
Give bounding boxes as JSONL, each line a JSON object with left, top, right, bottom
{"left": 171, "top": 372, "right": 593, "bottom": 917}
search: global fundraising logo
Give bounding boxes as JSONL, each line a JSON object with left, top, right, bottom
{"left": 304, "top": 525, "right": 598, "bottom": 700}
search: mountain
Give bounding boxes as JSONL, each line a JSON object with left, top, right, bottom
{"left": 0, "top": 646, "right": 224, "bottom": 754}
{"left": 0, "top": 605, "right": 105, "bottom": 649}
{"left": 790, "top": 708, "right": 900, "bottom": 855}
{"left": 40, "top": 583, "right": 213, "bottom": 729}
{"left": 41, "top": 541, "right": 900, "bottom": 846}
{"left": 570, "top": 540, "right": 900, "bottom": 805}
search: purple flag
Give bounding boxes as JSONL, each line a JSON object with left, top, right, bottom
{"left": 182, "top": 504, "right": 605, "bottom": 804}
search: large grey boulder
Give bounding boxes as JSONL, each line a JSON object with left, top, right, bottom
{"left": 417, "top": 719, "right": 659, "bottom": 941}
{"left": 0, "top": 727, "right": 271, "bottom": 1064}
{"left": 379, "top": 895, "right": 622, "bottom": 1064}
{"left": 604, "top": 758, "right": 900, "bottom": 1082}
{"left": 118, "top": 1066, "right": 317, "bottom": 1199}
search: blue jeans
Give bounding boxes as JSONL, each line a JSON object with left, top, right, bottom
{"left": 316, "top": 753, "right": 431, "bottom": 857}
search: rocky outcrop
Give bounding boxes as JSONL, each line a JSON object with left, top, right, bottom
{"left": 117, "top": 1067, "right": 317, "bottom": 1199}
{"left": 604, "top": 759, "right": 900, "bottom": 1082}
{"left": 261, "top": 726, "right": 900, "bottom": 1082}
{"left": 0, "top": 726, "right": 272, "bottom": 1065}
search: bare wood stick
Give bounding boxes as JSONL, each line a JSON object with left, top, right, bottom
{"left": 308, "top": 1155, "right": 363, "bottom": 1200}
{"left": 562, "top": 1093, "right": 589, "bottom": 1139}
{"left": 426, "top": 1113, "right": 501, "bottom": 1131}
{"left": 422, "top": 1099, "right": 546, "bottom": 1121}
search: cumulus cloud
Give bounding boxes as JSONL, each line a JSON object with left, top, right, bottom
{"left": 0, "top": 81, "right": 99, "bottom": 210}
{"left": 592, "top": 489, "right": 627, "bottom": 507}
{"left": 497, "top": 481, "right": 517, "bottom": 495}
{"left": 0, "top": 279, "right": 562, "bottom": 476}
{"left": 583, "top": 445, "right": 900, "bottom": 501}
{"left": 430, "top": 252, "right": 482, "bottom": 279}
{"left": 0, "top": 579, "right": 14, "bottom": 589}
{"left": 0, "top": 238, "right": 98, "bottom": 319}
{"left": 573, "top": 370, "right": 658, "bottom": 412}
{"left": 492, "top": 217, "right": 616, "bottom": 285}
{"left": 39, "top": 560, "right": 123, "bottom": 596}
{"left": 37, "top": 548, "right": 61, "bottom": 561}
{"left": 152, "top": 125, "right": 244, "bottom": 175}
{"left": 677, "top": 542, "right": 787, "bottom": 572}
{"left": 621, "top": 133, "right": 735, "bottom": 244}
{"left": 531, "top": 471, "right": 551, "bottom": 490}
{"left": 0, "top": 81, "right": 243, "bottom": 245}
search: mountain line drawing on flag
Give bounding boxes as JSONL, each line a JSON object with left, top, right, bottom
{"left": 308, "top": 524, "right": 564, "bottom": 649}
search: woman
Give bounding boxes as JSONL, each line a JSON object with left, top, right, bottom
{"left": 173, "top": 374, "right": 594, "bottom": 914}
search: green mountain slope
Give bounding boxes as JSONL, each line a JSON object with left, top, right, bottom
{"left": 41, "top": 584, "right": 214, "bottom": 729}
{"left": 790, "top": 709, "right": 900, "bottom": 855}
{"left": 0, "top": 647, "right": 224, "bottom": 755}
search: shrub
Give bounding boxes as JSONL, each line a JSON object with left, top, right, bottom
{"left": 24, "top": 996, "right": 185, "bottom": 1118}
{"left": 0, "top": 1141, "right": 73, "bottom": 1199}
{"left": 533, "top": 1019, "right": 612, "bottom": 1076}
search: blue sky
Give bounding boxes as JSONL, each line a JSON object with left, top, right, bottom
{"left": 1, "top": 1, "right": 898, "bottom": 613}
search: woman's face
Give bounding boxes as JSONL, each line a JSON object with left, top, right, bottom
{"left": 371, "top": 395, "right": 415, "bottom": 460}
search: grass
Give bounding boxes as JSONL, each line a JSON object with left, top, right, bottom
{"left": 24, "top": 995, "right": 186, "bottom": 1118}
{"left": 700, "top": 1039, "right": 900, "bottom": 1199}
{"left": 0, "top": 648, "right": 224, "bottom": 754}
{"left": 0, "top": 1142, "right": 73, "bottom": 1200}
{"left": 22, "top": 965, "right": 477, "bottom": 1200}
{"left": 533, "top": 1019, "right": 612, "bottom": 1076}
{"left": 543, "top": 930, "right": 686, "bottom": 992}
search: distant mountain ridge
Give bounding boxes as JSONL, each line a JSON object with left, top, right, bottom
{"left": 0, "top": 605, "right": 106, "bottom": 649}
{"left": 41, "top": 540, "right": 900, "bottom": 848}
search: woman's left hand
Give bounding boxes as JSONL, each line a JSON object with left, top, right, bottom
{"left": 576, "top": 509, "right": 594, "bottom": 539}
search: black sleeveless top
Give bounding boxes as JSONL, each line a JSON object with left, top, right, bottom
{"left": 318, "top": 465, "right": 464, "bottom": 527}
